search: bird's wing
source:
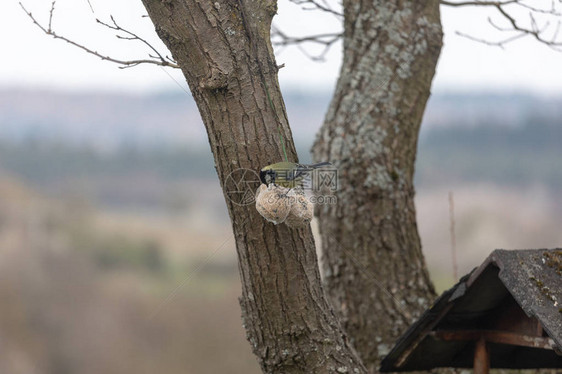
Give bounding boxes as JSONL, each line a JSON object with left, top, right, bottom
{"left": 286, "top": 165, "right": 313, "bottom": 181}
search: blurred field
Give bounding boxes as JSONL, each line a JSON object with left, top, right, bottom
{"left": 0, "top": 176, "right": 258, "bottom": 374}
{"left": 1, "top": 171, "right": 561, "bottom": 373}
{"left": 417, "top": 184, "right": 562, "bottom": 291}
{"left": 1, "top": 89, "right": 561, "bottom": 373}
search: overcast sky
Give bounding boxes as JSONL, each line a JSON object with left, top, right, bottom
{"left": 2, "top": 0, "right": 562, "bottom": 95}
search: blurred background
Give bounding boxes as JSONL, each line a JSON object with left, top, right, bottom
{"left": 1, "top": 0, "right": 562, "bottom": 373}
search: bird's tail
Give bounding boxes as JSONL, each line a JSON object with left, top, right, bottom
{"left": 309, "top": 162, "right": 333, "bottom": 169}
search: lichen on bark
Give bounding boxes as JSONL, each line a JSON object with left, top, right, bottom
{"left": 313, "top": 1, "right": 443, "bottom": 371}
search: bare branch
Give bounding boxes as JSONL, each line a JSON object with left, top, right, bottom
{"left": 455, "top": 30, "right": 526, "bottom": 48}
{"left": 441, "top": 1, "right": 517, "bottom": 6}
{"left": 96, "top": 15, "right": 169, "bottom": 63}
{"left": 441, "top": 0, "right": 562, "bottom": 50}
{"left": 272, "top": 25, "right": 341, "bottom": 61}
{"left": 48, "top": 1, "right": 55, "bottom": 32}
{"left": 442, "top": 0, "right": 561, "bottom": 15}
{"left": 19, "top": 1, "right": 179, "bottom": 69}
{"left": 288, "top": 0, "right": 343, "bottom": 18}
{"left": 272, "top": 0, "right": 342, "bottom": 61}
{"left": 85, "top": 0, "right": 94, "bottom": 13}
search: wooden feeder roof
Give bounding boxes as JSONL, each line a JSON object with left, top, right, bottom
{"left": 380, "top": 249, "right": 562, "bottom": 372}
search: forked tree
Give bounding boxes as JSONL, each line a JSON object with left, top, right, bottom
{"left": 21, "top": 0, "right": 562, "bottom": 372}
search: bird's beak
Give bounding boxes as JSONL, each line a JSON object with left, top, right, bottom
{"left": 259, "top": 170, "right": 267, "bottom": 185}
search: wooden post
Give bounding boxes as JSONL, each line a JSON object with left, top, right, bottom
{"left": 473, "top": 337, "right": 490, "bottom": 374}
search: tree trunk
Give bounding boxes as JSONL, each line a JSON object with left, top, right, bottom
{"left": 313, "top": 1, "right": 443, "bottom": 371}
{"left": 141, "top": 0, "right": 366, "bottom": 373}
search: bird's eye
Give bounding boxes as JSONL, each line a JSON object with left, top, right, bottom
{"left": 266, "top": 170, "right": 276, "bottom": 184}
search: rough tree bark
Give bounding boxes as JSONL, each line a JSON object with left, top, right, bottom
{"left": 141, "top": 0, "right": 366, "bottom": 373}
{"left": 313, "top": 1, "right": 443, "bottom": 372}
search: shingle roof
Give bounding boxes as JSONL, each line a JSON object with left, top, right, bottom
{"left": 380, "top": 249, "right": 562, "bottom": 371}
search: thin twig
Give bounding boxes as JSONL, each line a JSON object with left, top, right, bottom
{"left": 288, "top": 0, "right": 343, "bottom": 18}
{"left": 441, "top": 0, "right": 562, "bottom": 51}
{"left": 96, "top": 15, "right": 172, "bottom": 64}
{"left": 48, "top": 1, "right": 55, "bottom": 32}
{"left": 272, "top": 0, "right": 342, "bottom": 61}
{"left": 272, "top": 25, "right": 341, "bottom": 61}
{"left": 456, "top": 29, "right": 527, "bottom": 48}
{"left": 19, "top": 1, "right": 179, "bottom": 69}
{"left": 448, "top": 191, "right": 458, "bottom": 282}
{"left": 441, "top": 1, "right": 517, "bottom": 6}
{"left": 442, "top": 0, "right": 561, "bottom": 15}
{"left": 85, "top": 0, "right": 94, "bottom": 13}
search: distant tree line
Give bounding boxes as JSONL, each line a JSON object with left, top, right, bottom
{"left": 2, "top": 119, "right": 561, "bottom": 190}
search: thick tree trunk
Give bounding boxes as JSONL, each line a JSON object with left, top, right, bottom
{"left": 141, "top": 0, "right": 366, "bottom": 373}
{"left": 313, "top": 1, "right": 443, "bottom": 372}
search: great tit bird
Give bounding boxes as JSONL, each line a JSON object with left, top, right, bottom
{"left": 259, "top": 161, "right": 332, "bottom": 188}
